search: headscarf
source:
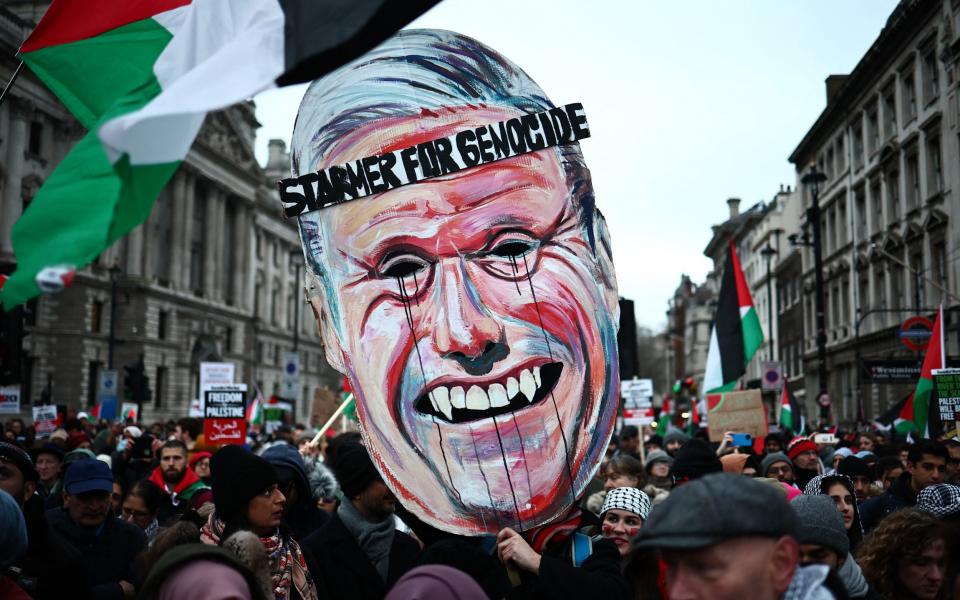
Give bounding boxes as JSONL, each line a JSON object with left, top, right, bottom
{"left": 803, "top": 473, "right": 863, "bottom": 549}
{"left": 159, "top": 559, "right": 253, "bottom": 600}
{"left": 601, "top": 487, "right": 652, "bottom": 520}
{"left": 200, "top": 512, "right": 318, "bottom": 600}
{"left": 385, "top": 565, "right": 488, "bottom": 600}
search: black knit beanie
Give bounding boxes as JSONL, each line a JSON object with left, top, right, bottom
{"left": 671, "top": 438, "right": 723, "bottom": 481}
{"left": 837, "top": 456, "right": 871, "bottom": 480}
{"left": 210, "top": 445, "right": 278, "bottom": 522}
{"left": 332, "top": 443, "right": 381, "bottom": 499}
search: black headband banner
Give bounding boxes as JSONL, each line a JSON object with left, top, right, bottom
{"left": 278, "top": 102, "right": 590, "bottom": 217}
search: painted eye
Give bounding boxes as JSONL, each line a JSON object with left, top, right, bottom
{"left": 379, "top": 255, "right": 430, "bottom": 279}
{"left": 490, "top": 239, "right": 533, "bottom": 258}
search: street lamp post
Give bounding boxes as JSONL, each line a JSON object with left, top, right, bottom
{"left": 760, "top": 245, "right": 777, "bottom": 361}
{"left": 108, "top": 264, "right": 121, "bottom": 369}
{"left": 801, "top": 166, "right": 829, "bottom": 416}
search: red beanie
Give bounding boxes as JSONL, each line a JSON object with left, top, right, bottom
{"left": 787, "top": 437, "right": 817, "bottom": 461}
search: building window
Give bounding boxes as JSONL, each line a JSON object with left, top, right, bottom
{"left": 158, "top": 310, "right": 168, "bottom": 340}
{"left": 922, "top": 48, "right": 939, "bottom": 103}
{"left": 256, "top": 233, "right": 263, "bottom": 260}
{"left": 855, "top": 187, "right": 867, "bottom": 240}
{"left": 155, "top": 366, "right": 166, "bottom": 408}
{"left": 886, "top": 170, "right": 900, "bottom": 225}
{"left": 271, "top": 280, "right": 280, "bottom": 326}
{"left": 890, "top": 263, "right": 904, "bottom": 310}
{"left": 28, "top": 121, "right": 43, "bottom": 156}
{"left": 190, "top": 192, "right": 206, "bottom": 295}
{"left": 825, "top": 147, "right": 835, "bottom": 180}
{"left": 875, "top": 267, "right": 887, "bottom": 314}
{"left": 837, "top": 199, "right": 847, "bottom": 247}
{"left": 902, "top": 70, "right": 917, "bottom": 121}
{"left": 225, "top": 326, "right": 234, "bottom": 354}
{"left": 932, "top": 239, "right": 947, "bottom": 303}
{"left": 91, "top": 299, "right": 104, "bottom": 333}
{"left": 853, "top": 124, "right": 864, "bottom": 169}
{"left": 905, "top": 152, "right": 920, "bottom": 210}
{"left": 859, "top": 274, "right": 870, "bottom": 311}
{"left": 883, "top": 86, "right": 897, "bottom": 139}
{"left": 926, "top": 134, "right": 942, "bottom": 194}
{"left": 152, "top": 188, "right": 173, "bottom": 284}
{"left": 87, "top": 361, "right": 101, "bottom": 407}
{"left": 223, "top": 204, "right": 236, "bottom": 305}
{"left": 835, "top": 135, "right": 845, "bottom": 172}
{"left": 256, "top": 341, "right": 264, "bottom": 362}
{"left": 910, "top": 249, "right": 925, "bottom": 307}
{"left": 867, "top": 108, "right": 880, "bottom": 153}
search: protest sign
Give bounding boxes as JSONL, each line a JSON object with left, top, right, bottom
{"left": 32, "top": 404, "right": 58, "bottom": 437}
{"left": 203, "top": 383, "right": 247, "bottom": 445}
{"left": 932, "top": 368, "right": 960, "bottom": 421}
{"left": 120, "top": 402, "right": 139, "bottom": 422}
{"left": 199, "top": 362, "right": 234, "bottom": 413}
{"left": 706, "top": 389, "right": 766, "bottom": 442}
{"left": 0, "top": 386, "right": 20, "bottom": 414}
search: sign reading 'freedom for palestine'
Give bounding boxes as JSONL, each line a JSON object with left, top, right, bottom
{"left": 277, "top": 103, "right": 590, "bottom": 217}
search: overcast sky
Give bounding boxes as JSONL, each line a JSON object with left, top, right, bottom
{"left": 253, "top": 0, "right": 899, "bottom": 330}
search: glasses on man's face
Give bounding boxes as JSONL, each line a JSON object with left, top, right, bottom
{"left": 767, "top": 465, "right": 792, "bottom": 475}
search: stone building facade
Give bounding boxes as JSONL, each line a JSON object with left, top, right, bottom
{"left": 788, "top": 0, "right": 960, "bottom": 424}
{"left": 0, "top": 5, "right": 339, "bottom": 423}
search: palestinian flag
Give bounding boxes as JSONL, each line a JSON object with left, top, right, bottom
{"left": 246, "top": 385, "right": 264, "bottom": 427}
{"left": 902, "top": 305, "right": 945, "bottom": 438}
{"left": 657, "top": 395, "right": 673, "bottom": 435}
{"left": 0, "top": 0, "right": 439, "bottom": 308}
{"left": 703, "top": 241, "right": 764, "bottom": 393}
{"left": 779, "top": 376, "right": 803, "bottom": 435}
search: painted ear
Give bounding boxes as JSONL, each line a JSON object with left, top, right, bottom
{"left": 592, "top": 209, "right": 620, "bottom": 322}
{"left": 304, "top": 269, "right": 346, "bottom": 373}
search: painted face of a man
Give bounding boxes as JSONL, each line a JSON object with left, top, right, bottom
{"left": 302, "top": 107, "right": 618, "bottom": 534}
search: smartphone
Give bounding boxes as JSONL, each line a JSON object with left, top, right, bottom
{"left": 731, "top": 433, "right": 753, "bottom": 447}
{"left": 813, "top": 433, "right": 838, "bottom": 445}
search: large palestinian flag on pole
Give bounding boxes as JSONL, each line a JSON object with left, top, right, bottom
{"left": 900, "top": 305, "right": 945, "bottom": 438}
{"left": 703, "top": 240, "right": 764, "bottom": 393}
{"left": 779, "top": 375, "right": 803, "bottom": 435}
{"left": 0, "top": 0, "right": 438, "bottom": 308}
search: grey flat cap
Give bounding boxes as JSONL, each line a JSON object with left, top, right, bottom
{"left": 633, "top": 472, "right": 799, "bottom": 550}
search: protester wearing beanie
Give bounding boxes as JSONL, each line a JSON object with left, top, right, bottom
{"left": 792, "top": 494, "right": 878, "bottom": 599}
{"left": 761, "top": 452, "right": 795, "bottom": 484}
{"left": 301, "top": 442, "right": 420, "bottom": 600}
{"left": 662, "top": 431, "right": 690, "bottom": 457}
{"left": 643, "top": 449, "right": 673, "bottom": 490}
{"left": 836, "top": 456, "right": 874, "bottom": 503}
{"left": 670, "top": 438, "right": 722, "bottom": 484}
{"left": 787, "top": 437, "right": 820, "bottom": 489}
{"left": 202, "top": 445, "right": 319, "bottom": 600}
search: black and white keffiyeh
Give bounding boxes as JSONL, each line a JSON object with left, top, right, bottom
{"left": 917, "top": 483, "right": 960, "bottom": 517}
{"left": 601, "top": 487, "right": 652, "bottom": 520}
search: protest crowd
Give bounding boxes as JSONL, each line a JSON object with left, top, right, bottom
{"left": 0, "top": 413, "right": 957, "bottom": 600}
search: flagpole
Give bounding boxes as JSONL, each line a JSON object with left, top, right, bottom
{"left": 0, "top": 62, "right": 23, "bottom": 108}
{"left": 311, "top": 393, "right": 353, "bottom": 445}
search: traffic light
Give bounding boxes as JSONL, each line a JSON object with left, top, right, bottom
{"left": 123, "top": 356, "right": 150, "bottom": 405}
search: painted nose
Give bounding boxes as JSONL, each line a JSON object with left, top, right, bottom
{"left": 432, "top": 260, "right": 506, "bottom": 375}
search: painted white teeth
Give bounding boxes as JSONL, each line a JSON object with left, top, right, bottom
{"left": 520, "top": 369, "right": 536, "bottom": 402}
{"left": 432, "top": 387, "right": 452, "bottom": 420}
{"left": 466, "top": 385, "right": 489, "bottom": 410}
{"left": 488, "top": 383, "right": 509, "bottom": 407}
{"left": 450, "top": 386, "right": 466, "bottom": 409}
{"left": 507, "top": 377, "right": 520, "bottom": 399}
{"left": 533, "top": 366, "right": 542, "bottom": 387}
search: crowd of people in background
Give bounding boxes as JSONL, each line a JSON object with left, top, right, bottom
{"left": 1, "top": 413, "right": 959, "bottom": 599}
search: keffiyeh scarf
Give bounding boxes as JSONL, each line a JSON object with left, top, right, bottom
{"left": 200, "top": 513, "right": 318, "bottom": 600}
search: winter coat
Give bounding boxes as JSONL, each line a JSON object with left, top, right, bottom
{"left": 10, "top": 496, "right": 91, "bottom": 600}
{"left": 302, "top": 512, "right": 420, "bottom": 600}
{"left": 507, "top": 536, "right": 631, "bottom": 600}
{"left": 858, "top": 471, "right": 915, "bottom": 532}
{"left": 46, "top": 509, "right": 147, "bottom": 600}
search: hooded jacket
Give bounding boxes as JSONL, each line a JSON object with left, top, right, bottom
{"left": 148, "top": 464, "right": 213, "bottom": 523}
{"left": 261, "top": 443, "right": 329, "bottom": 542}
{"left": 858, "top": 470, "right": 916, "bottom": 532}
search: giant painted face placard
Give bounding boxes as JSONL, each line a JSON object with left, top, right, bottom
{"left": 290, "top": 29, "right": 619, "bottom": 535}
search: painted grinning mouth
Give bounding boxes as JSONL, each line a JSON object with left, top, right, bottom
{"left": 415, "top": 362, "right": 563, "bottom": 424}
